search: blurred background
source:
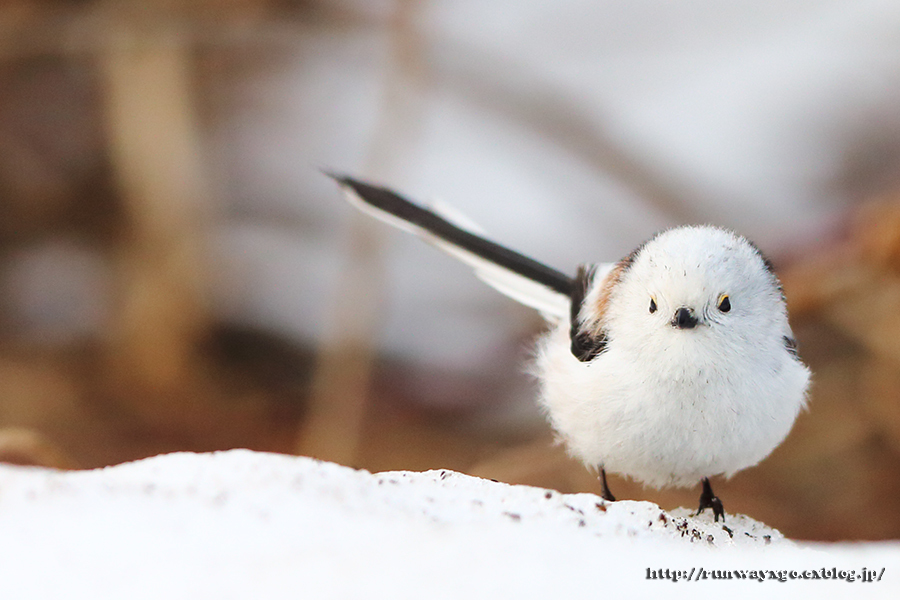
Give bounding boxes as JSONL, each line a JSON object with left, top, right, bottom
{"left": 2, "top": 0, "right": 900, "bottom": 542}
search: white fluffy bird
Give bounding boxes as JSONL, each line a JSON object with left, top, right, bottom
{"left": 330, "top": 175, "right": 811, "bottom": 521}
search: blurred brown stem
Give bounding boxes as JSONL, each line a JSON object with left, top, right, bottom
{"left": 100, "top": 22, "right": 212, "bottom": 401}
{"left": 296, "top": 0, "right": 427, "bottom": 465}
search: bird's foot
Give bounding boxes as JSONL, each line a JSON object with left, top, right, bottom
{"left": 695, "top": 477, "right": 725, "bottom": 522}
{"left": 598, "top": 467, "right": 616, "bottom": 502}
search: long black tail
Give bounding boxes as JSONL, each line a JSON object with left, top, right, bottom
{"left": 329, "top": 174, "right": 574, "bottom": 319}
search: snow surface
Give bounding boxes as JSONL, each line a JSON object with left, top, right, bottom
{"left": 0, "top": 450, "right": 896, "bottom": 599}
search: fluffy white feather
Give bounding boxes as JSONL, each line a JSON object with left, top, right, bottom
{"left": 535, "top": 226, "right": 810, "bottom": 488}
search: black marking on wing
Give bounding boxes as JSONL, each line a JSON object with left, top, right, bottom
{"left": 570, "top": 264, "right": 608, "bottom": 362}
{"left": 747, "top": 240, "right": 777, "bottom": 276}
{"left": 331, "top": 175, "right": 574, "bottom": 297}
{"left": 783, "top": 336, "right": 799, "bottom": 358}
{"left": 745, "top": 237, "right": 788, "bottom": 302}
{"left": 619, "top": 241, "right": 645, "bottom": 272}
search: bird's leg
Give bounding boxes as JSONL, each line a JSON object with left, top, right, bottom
{"left": 696, "top": 477, "right": 725, "bottom": 522}
{"left": 598, "top": 467, "right": 616, "bottom": 502}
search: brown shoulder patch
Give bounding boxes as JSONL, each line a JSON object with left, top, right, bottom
{"left": 569, "top": 245, "right": 645, "bottom": 362}
{"left": 590, "top": 246, "right": 642, "bottom": 330}
{"left": 591, "top": 261, "right": 627, "bottom": 327}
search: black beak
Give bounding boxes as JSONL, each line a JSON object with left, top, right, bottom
{"left": 672, "top": 307, "right": 698, "bottom": 329}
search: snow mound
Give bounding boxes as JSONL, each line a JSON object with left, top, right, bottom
{"left": 0, "top": 450, "right": 896, "bottom": 599}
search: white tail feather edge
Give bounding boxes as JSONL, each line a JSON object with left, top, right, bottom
{"left": 340, "top": 186, "right": 570, "bottom": 322}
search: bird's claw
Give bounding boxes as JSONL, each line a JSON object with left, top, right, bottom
{"left": 696, "top": 477, "right": 725, "bottom": 522}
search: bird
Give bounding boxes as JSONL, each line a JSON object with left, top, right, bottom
{"left": 328, "top": 174, "right": 811, "bottom": 522}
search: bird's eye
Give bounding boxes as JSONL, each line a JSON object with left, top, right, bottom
{"left": 717, "top": 294, "right": 731, "bottom": 313}
{"left": 649, "top": 298, "right": 657, "bottom": 314}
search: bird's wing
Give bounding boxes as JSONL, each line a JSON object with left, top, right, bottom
{"left": 330, "top": 174, "right": 574, "bottom": 321}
